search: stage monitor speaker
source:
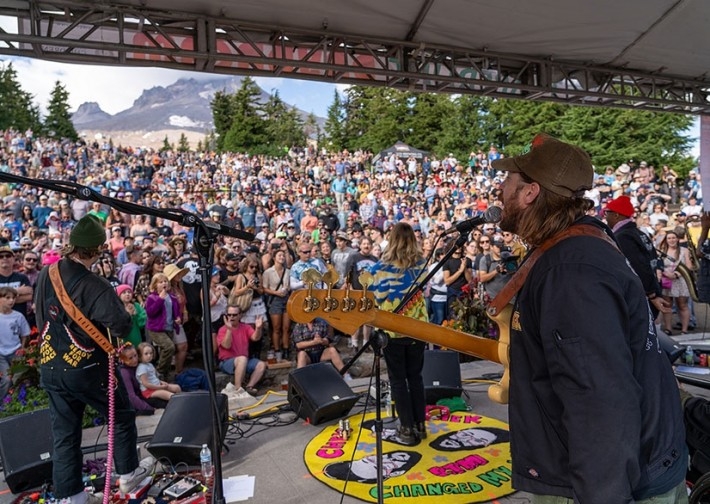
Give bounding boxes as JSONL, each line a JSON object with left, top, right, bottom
{"left": 423, "top": 350, "right": 463, "bottom": 403}
{"left": 0, "top": 408, "right": 53, "bottom": 494}
{"left": 146, "top": 391, "right": 227, "bottom": 466}
{"left": 288, "top": 362, "right": 358, "bottom": 425}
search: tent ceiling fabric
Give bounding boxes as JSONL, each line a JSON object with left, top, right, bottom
{"left": 1, "top": 0, "right": 709, "bottom": 113}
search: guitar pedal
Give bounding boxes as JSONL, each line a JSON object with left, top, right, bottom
{"left": 147, "top": 474, "right": 179, "bottom": 498}
{"left": 163, "top": 476, "right": 202, "bottom": 500}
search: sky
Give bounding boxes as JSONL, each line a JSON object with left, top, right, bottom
{"left": 3, "top": 55, "right": 340, "bottom": 118}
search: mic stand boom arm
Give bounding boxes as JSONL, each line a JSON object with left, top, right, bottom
{"left": 0, "top": 172, "right": 253, "bottom": 504}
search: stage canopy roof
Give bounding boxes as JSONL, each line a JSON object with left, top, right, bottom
{"left": 1, "top": 0, "right": 710, "bottom": 114}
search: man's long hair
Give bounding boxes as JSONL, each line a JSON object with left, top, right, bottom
{"left": 516, "top": 189, "right": 592, "bottom": 248}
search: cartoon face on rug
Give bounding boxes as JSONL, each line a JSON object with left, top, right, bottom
{"left": 323, "top": 450, "right": 423, "bottom": 484}
{"left": 429, "top": 427, "right": 510, "bottom": 451}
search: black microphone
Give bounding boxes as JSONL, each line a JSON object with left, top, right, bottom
{"left": 443, "top": 206, "right": 503, "bottom": 236}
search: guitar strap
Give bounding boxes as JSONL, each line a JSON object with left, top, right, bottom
{"left": 488, "top": 223, "right": 617, "bottom": 317}
{"left": 48, "top": 262, "right": 117, "bottom": 355}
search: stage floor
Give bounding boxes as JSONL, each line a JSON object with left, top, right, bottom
{"left": 3, "top": 354, "right": 710, "bottom": 503}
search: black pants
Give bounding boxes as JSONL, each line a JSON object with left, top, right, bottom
{"left": 40, "top": 363, "right": 139, "bottom": 498}
{"left": 382, "top": 337, "right": 426, "bottom": 429}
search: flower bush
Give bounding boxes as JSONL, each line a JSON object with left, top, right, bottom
{"left": 445, "top": 283, "right": 499, "bottom": 340}
{"left": 0, "top": 332, "right": 104, "bottom": 428}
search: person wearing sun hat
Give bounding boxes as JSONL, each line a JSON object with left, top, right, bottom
{"left": 492, "top": 134, "right": 686, "bottom": 502}
{"left": 34, "top": 214, "right": 153, "bottom": 502}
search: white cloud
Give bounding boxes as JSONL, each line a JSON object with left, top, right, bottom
{"left": 169, "top": 115, "right": 203, "bottom": 128}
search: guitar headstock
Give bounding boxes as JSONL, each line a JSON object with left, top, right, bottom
{"left": 287, "top": 289, "right": 378, "bottom": 334}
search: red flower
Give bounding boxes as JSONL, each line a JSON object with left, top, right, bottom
{"left": 14, "top": 348, "right": 25, "bottom": 357}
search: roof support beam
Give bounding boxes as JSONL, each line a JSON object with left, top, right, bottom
{"left": 0, "top": 0, "right": 709, "bottom": 114}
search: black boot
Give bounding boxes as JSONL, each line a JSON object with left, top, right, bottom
{"left": 396, "top": 425, "right": 418, "bottom": 446}
{"left": 415, "top": 422, "right": 427, "bottom": 440}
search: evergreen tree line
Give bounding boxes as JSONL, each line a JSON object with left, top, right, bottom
{"left": 0, "top": 63, "right": 78, "bottom": 141}
{"left": 324, "top": 86, "right": 697, "bottom": 175}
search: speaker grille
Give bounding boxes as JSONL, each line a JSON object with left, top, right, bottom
{"left": 422, "top": 350, "right": 463, "bottom": 403}
{"left": 146, "top": 391, "right": 227, "bottom": 466}
{"left": 288, "top": 363, "right": 358, "bottom": 425}
{"left": 0, "top": 408, "right": 53, "bottom": 493}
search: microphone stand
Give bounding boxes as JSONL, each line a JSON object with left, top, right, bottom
{"left": 397, "top": 231, "right": 470, "bottom": 311}
{"left": 0, "top": 173, "right": 253, "bottom": 504}
{"left": 338, "top": 231, "right": 471, "bottom": 504}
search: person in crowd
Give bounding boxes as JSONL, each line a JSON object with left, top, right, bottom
{"left": 369, "top": 222, "right": 428, "bottom": 446}
{"left": 135, "top": 341, "right": 181, "bottom": 401}
{"left": 658, "top": 230, "right": 693, "bottom": 334}
{"left": 116, "top": 284, "right": 146, "bottom": 348}
{"left": 203, "top": 266, "right": 228, "bottom": 356}
{"left": 0, "top": 286, "right": 30, "bottom": 401}
{"left": 168, "top": 234, "right": 188, "bottom": 261}
{"left": 119, "top": 344, "right": 167, "bottom": 415}
{"left": 345, "top": 236, "right": 378, "bottom": 349}
{"left": 0, "top": 242, "right": 32, "bottom": 317}
{"left": 230, "top": 256, "right": 266, "bottom": 356}
{"left": 144, "top": 273, "right": 179, "bottom": 379}
{"left": 603, "top": 195, "right": 668, "bottom": 319}
{"left": 478, "top": 238, "right": 513, "bottom": 300}
{"left": 133, "top": 254, "right": 165, "bottom": 305}
{"left": 263, "top": 248, "right": 292, "bottom": 359}
{"left": 443, "top": 243, "right": 472, "bottom": 311}
{"left": 93, "top": 252, "right": 120, "bottom": 288}
{"left": 117, "top": 244, "right": 143, "bottom": 290}
{"left": 331, "top": 231, "right": 355, "bottom": 287}
{"left": 427, "top": 248, "right": 448, "bottom": 326}
{"left": 216, "top": 305, "right": 265, "bottom": 397}
{"left": 35, "top": 214, "right": 151, "bottom": 503}
{"left": 292, "top": 319, "right": 350, "bottom": 377}
{"left": 492, "top": 133, "right": 686, "bottom": 502}
{"left": 164, "top": 263, "right": 189, "bottom": 374}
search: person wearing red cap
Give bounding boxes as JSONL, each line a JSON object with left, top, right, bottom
{"left": 493, "top": 134, "right": 686, "bottom": 503}
{"left": 604, "top": 195, "right": 668, "bottom": 318}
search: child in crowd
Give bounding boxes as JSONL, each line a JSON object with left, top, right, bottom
{"left": 116, "top": 284, "right": 146, "bottom": 348}
{"left": 144, "top": 273, "right": 179, "bottom": 379}
{"left": 135, "top": 342, "right": 181, "bottom": 401}
{"left": 0, "top": 286, "right": 31, "bottom": 400}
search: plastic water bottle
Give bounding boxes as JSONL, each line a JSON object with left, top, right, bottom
{"left": 685, "top": 345, "right": 695, "bottom": 366}
{"left": 200, "top": 444, "right": 213, "bottom": 479}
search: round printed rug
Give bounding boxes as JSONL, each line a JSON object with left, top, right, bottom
{"left": 304, "top": 411, "right": 514, "bottom": 503}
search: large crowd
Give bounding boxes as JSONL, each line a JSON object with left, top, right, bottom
{"left": 0, "top": 127, "right": 704, "bottom": 397}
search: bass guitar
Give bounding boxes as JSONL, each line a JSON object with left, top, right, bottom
{"left": 287, "top": 288, "right": 511, "bottom": 404}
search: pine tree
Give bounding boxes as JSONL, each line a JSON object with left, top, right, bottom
{"left": 177, "top": 133, "right": 190, "bottom": 152}
{"left": 262, "top": 91, "right": 305, "bottom": 155}
{"left": 160, "top": 135, "right": 172, "bottom": 153}
{"left": 324, "top": 90, "right": 347, "bottom": 151}
{"left": 211, "top": 90, "right": 235, "bottom": 151}
{"left": 44, "top": 81, "right": 77, "bottom": 140}
{"left": 221, "top": 77, "right": 266, "bottom": 152}
{"left": 0, "top": 63, "right": 41, "bottom": 132}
